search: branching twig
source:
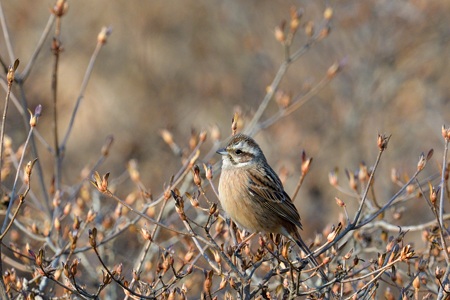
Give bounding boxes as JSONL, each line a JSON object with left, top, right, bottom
{"left": 60, "top": 26, "right": 111, "bottom": 149}
{"left": 90, "top": 229, "right": 158, "bottom": 299}
{"left": 1, "top": 105, "right": 41, "bottom": 233}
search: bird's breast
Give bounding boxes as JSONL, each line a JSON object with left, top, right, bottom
{"left": 218, "top": 168, "right": 282, "bottom": 233}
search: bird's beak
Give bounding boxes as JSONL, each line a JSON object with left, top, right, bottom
{"left": 216, "top": 148, "right": 227, "bottom": 156}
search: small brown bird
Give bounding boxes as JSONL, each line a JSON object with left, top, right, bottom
{"left": 217, "top": 133, "right": 327, "bottom": 281}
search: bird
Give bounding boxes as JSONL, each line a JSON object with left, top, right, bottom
{"left": 216, "top": 133, "right": 327, "bottom": 281}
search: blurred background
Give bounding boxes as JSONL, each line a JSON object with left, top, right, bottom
{"left": 1, "top": 0, "right": 449, "bottom": 240}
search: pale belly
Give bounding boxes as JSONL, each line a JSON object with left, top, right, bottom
{"left": 218, "top": 168, "right": 282, "bottom": 233}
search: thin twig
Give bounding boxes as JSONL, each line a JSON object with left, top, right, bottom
{"left": 439, "top": 139, "right": 448, "bottom": 237}
{"left": 103, "top": 190, "right": 214, "bottom": 244}
{"left": 125, "top": 198, "right": 169, "bottom": 299}
{"left": 1, "top": 63, "right": 29, "bottom": 234}
{"left": 92, "top": 244, "right": 155, "bottom": 299}
{"left": 415, "top": 178, "right": 450, "bottom": 266}
{"left": 344, "top": 257, "right": 402, "bottom": 300}
{"left": 254, "top": 73, "right": 333, "bottom": 135}
{"left": 0, "top": 62, "right": 15, "bottom": 194}
{"left": 356, "top": 168, "right": 423, "bottom": 229}
{"left": 318, "top": 146, "right": 428, "bottom": 257}
{"left": 1, "top": 106, "right": 40, "bottom": 232}
{"left": 0, "top": 1, "right": 15, "bottom": 64}
{"left": 60, "top": 29, "right": 111, "bottom": 148}
{"left": 352, "top": 145, "right": 386, "bottom": 226}
{"left": 51, "top": 15, "right": 62, "bottom": 191}
{"left": 18, "top": 14, "right": 56, "bottom": 82}
{"left": 70, "top": 143, "right": 203, "bottom": 256}
{"left": 364, "top": 215, "right": 450, "bottom": 232}
{"left": 0, "top": 156, "right": 36, "bottom": 300}
{"left": 244, "top": 37, "right": 319, "bottom": 135}
{"left": 291, "top": 173, "right": 306, "bottom": 203}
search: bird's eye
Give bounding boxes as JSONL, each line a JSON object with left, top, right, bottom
{"left": 235, "top": 149, "right": 243, "bottom": 155}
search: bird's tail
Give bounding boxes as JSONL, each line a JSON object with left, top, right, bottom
{"left": 292, "top": 232, "right": 328, "bottom": 283}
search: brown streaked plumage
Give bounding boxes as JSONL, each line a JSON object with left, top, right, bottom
{"left": 217, "top": 133, "right": 327, "bottom": 281}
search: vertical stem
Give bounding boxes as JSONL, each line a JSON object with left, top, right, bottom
{"left": 439, "top": 139, "right": 448, "bottom": 229}
{"left": 437, "top": 138, "right": 450, "bottom": 299}
{"left": 0, "top": 60, "right": 19, "bottom": 230}
{"left": 0, "top": 65, "right": 14, "bottom": 300}
{"left": 18, "top": 85, "right": 51, "bottom": 215}
{"left": 52, "top": 17, "right": 62, "bottom": 192}
{"left": 0, "top": 0, "right": 15, "bottom": 64}
{"left": 1, "top": 124, "right": 37, "bottom": 233}
{"left": 0, "top": 77, "right": 12, "bottom": 191}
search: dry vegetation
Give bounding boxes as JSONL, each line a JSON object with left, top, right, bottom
{"left": 0, "top": 0, "right": 448, "bottom": 299}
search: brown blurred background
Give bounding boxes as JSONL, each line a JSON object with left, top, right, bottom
{"left": 1, "top": 0, "right": 450, "bottom": 239}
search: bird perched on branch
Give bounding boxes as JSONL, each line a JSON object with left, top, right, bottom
{"left": 217, "top": 133, "right": 327, "bottom": 281}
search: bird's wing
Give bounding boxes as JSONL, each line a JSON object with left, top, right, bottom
{"left": 246, "top": 165, "right": 303, "bottom": 229}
